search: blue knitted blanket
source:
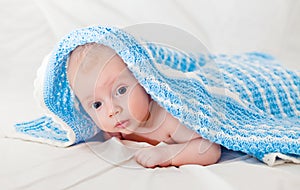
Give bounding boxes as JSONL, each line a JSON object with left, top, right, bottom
{"left": 15, "top": 25, "right": 300, "bottom": 166}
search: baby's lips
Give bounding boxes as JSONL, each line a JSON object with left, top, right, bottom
{"left": 114, "top": 120, "right": 129, "bottom": 129}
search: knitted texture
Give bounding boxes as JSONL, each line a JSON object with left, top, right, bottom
{"left": 15, "top": 26, "right": 300, "bottom": 164}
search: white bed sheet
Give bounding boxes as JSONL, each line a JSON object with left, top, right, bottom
{"left": 1, "top": 137, "right": 300, "bottom": 190}
{"left": 1, "top": 0, "right": 299, "bottom": 189}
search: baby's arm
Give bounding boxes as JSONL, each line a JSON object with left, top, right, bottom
{"left": 135, "top": 137, "right": 220, "bottom": 168}
{"left": 165, "top": 137, "right": 221, "bottom": 166}
{"left": 167, "top": 121, "right": 221, "bottom": 166}
{"left": 134, "top": 115, "right": 221, "bottom": 168}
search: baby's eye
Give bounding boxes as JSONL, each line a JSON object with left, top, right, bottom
{"left": 116, "top": 86, "right": 128, "bottom": 95}
{"left": 92, "top": 101, "right": 102, "bottom": 109}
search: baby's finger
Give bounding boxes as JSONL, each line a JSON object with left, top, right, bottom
{"left": 134, "top": 149, "right": 150, "bottom": 167}
{"left": 134, "top": 149, "right": 142, "bottom": 162}
{"left": 144, "top": 157, "right": 157, "bottom": 168}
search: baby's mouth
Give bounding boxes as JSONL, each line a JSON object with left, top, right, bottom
{"left": 114, "top": 120, "right": 129, "bottom": 129}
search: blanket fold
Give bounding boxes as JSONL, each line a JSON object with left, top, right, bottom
{"left": 14, "top": 25, "right": 300, "bottom": 166}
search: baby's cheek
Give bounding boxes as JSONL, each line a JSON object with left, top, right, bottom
{"left": 89, "top": 110, "right": 110, "bottom": 132}
{"left": 128, "top": 85, "right": 150, "bottom": 122}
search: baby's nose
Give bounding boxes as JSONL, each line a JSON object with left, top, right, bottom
{"left": 108, "top": 105, "right": 122, "bottom": 118}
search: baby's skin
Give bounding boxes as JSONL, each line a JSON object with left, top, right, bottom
{"left": 67, "top": 43, "right": 221, "bottom": 168}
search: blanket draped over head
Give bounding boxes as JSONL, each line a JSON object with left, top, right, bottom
{"left": 15, "top": 25, "right": 300, "bottom": 166}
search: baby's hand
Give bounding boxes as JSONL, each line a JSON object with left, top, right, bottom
{"left": 134, "top": 146, "right": 172, "bottom": 168}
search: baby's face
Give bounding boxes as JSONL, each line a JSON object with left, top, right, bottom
{"left": 67, "top": 44, "right": 151, "bottom": 134}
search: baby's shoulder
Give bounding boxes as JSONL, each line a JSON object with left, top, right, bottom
{"left": 162, "top": 111, "right": 202, "bottom": 143}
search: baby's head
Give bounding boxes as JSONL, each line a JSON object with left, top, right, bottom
{"left": 67, "top": 43, "right": 151, "bottom": 134}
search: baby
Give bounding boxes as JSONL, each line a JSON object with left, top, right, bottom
{"left": 67, "top": 43, "right": 221, "bottom": 168}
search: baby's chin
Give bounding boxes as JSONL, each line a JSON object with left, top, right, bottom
{"left": 120, "top": 130, "right": 134, "bottom": 135}
{"left": 120, "top": 124, "right": 138, "bottom": 134}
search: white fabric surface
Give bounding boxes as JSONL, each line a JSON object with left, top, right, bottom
{"left": 1, "top": 137, "right": 300, "bottom": 190}
{"left": 1, "top": 0, "right": 299, "bottom": 189}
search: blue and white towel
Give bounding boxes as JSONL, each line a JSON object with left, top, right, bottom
{"left": 15, "top": 25, "right": 300, "bottom": 166}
